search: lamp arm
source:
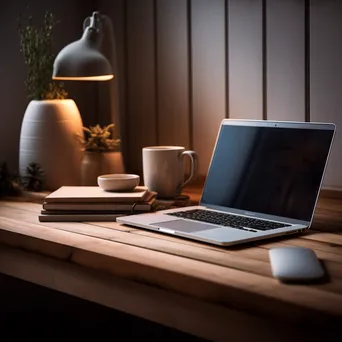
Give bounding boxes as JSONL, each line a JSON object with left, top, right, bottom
{"left": 83, "top": 11, "right": 102, "bottom": 32}
{"left": 83, "top": 12, "right": 115, "bottom": 61}
{"left": 101, "top": 14, "right": 117, "bottom": 67}
{"left": 82, "top": 12, "right": 103, "bottom": 47}
{"left": 100, "top": 14, "right": 122, "bottom": 139}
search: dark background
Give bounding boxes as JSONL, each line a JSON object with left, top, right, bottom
{"left": 0, "top": 273, "right": 205, "bottom": 340}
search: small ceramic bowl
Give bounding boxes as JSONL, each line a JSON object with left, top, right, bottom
{"left": 97, "top": 174, "right": 140, "bottom": 192}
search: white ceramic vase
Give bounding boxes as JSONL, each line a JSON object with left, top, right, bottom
{"left": 19, "top": 99, "right": 84, "bottom": 191}
{"left": 81, "top": 150, "right": 125, "bottom": 186}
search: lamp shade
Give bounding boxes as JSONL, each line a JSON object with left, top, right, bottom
{"left": 53, "top": 24, "right": 114, "bottom": 81}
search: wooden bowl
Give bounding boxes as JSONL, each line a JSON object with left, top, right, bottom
{"left": 97, "top": 174, "right": 140, "bottom": 192}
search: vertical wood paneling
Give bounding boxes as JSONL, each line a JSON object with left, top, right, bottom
{"left": 228, "top": 0, "right": 263, "bottom": 120}
{"left": 6, "top": 0, "right": 342, "bottom": 189}
{"left": 156, "top": 0, "right": 190, "bottom": 148}
{"left": 191, "top": 0, "right": 226, "bottom": 175}
{"left": 126, "top": 0, "right": 156, "bottom": 173}
{"left": 304, "top": 0, "right": 310, "bottom": 122}
{"left": 267, "top": 0, "right": 305, "bottom": 121}
{"left": 310, "top": 0, "right": 342, "bottom": 188}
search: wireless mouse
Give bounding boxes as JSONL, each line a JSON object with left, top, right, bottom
{"left": 269, "top": 246, "right": 325, "bottom": 282}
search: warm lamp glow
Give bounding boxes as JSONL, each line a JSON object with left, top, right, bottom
{"left": 53, "top": 74, "right": 114, "bottom": 81}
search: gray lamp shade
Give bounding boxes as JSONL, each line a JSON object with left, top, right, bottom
{"left": 53, "top": 25, "right": 114, "bottom": 81}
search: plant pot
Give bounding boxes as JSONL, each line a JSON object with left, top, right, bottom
{"left": 19, "top": 99, "right": 84, "bottom": 191}
{"left": 81, "top": 150, "right": 125, "bottom": 186}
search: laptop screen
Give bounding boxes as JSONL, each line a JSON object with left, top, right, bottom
{"left": 201, "top": 121, "right": 335, "bottom": 222}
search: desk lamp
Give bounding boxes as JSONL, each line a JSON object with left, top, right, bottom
{"left": 53, "top": 11, "right": 114, "bottom": 81}
{"left": 52, "top": 11, "right": 124, "bottom": 182}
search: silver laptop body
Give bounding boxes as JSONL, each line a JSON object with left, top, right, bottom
{"left": 117, "top": 119, "right": 336, "bottom": 246}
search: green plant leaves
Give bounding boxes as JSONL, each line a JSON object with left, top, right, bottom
{"left": 18, "top": 10, "right": 68, "bottom": 100}
{"left": 78, "top": 123, "right": 121, "bottom": 152}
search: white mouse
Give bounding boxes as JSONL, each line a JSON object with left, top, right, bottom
{"left": 269, "top": 246, "right": 325, "bottom": 282}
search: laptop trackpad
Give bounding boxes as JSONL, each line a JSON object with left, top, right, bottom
{"left": 151, "top": 219, "right": 215, "bottom": 233}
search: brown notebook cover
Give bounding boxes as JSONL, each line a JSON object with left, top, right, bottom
{"left": 38, "top": 213, "right": 126, "bottom": 222}
{"left": 44, "top": 186, "right": 149, "bottom": 203}
{"left": 42, "top": 194, "right": 156, "bottom": 212}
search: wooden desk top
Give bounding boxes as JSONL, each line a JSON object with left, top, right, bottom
{"left": 0, "top": 187, "right": 342, "bottom": 341}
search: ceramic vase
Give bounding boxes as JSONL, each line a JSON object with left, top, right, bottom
{"left": 19, "top": 99, "right": 84, "bottom": 191}
{"left": 81, "top": 150, "right": 125, "bottom": 186}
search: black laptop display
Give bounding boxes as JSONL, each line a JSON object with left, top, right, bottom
{"left": 201, "top": 124, "right": 334, "bottom": 222}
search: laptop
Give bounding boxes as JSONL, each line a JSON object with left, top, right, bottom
{"left": 117, "top": 119, "right": 336, "bottom": 246}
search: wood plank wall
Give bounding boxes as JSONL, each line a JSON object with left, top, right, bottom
{"left": 100, "top": 0, "right": 342, "bottom": 189}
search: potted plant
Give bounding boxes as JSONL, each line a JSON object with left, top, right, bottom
{"left": 78, "top": 123, "right": 124, "bottom": 185}
{"left": 18, "top": 11, "right": 84, "bottom": 190}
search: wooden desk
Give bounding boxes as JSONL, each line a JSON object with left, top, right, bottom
{"left": 0, "top": 187, "right": 341, "bottom": 341}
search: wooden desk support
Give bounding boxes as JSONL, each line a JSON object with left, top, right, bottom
{"left": 0, "top": 188, "right": 342, "bottom": 341}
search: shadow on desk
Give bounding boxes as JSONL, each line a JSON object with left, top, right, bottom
{"left": 0, "top": 273, "right": 207, "bottom": 341}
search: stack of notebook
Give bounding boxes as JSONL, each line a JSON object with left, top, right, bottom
{"left": 39, "top": 186, "right": 156, "bottom": 222}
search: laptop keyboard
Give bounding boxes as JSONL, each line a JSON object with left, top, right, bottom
{"left": 167, "top": 209, "right": 291, "bottom": 232}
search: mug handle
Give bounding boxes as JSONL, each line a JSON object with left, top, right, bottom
{"left": 180, "top": 150, "right": 198, "bottom": 188}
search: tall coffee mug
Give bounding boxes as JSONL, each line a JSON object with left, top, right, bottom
{"left": 142, "top": 146, "right": 198, "bottom": 199}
